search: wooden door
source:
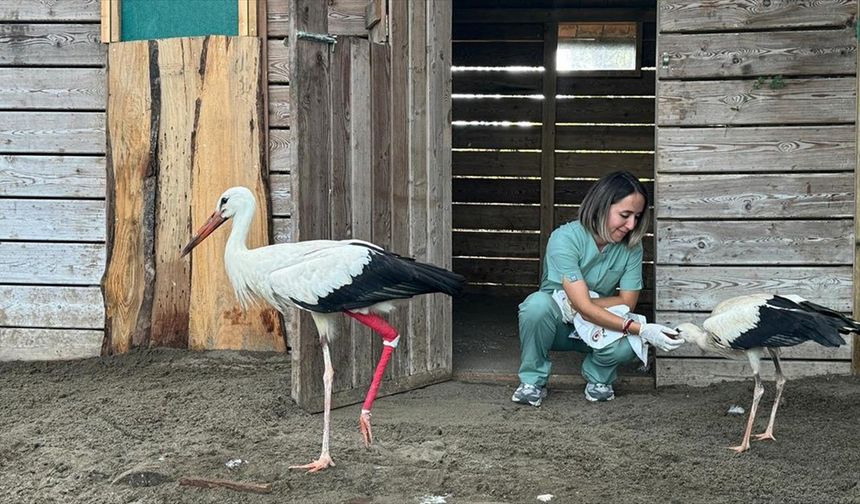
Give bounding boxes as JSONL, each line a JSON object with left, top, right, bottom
{"left": 289, "top": 0, "right": 453, "bottom": 412}
{"left": 654, "top": 0, "right": 856, "bottom": 385}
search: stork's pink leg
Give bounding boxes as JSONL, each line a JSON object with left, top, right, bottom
{"left": 731, "top": 372, "right": 764, "bottom": 453}
{"left": 345, "top": 311, "right": 400, "bottom": 447}
{"left": 753, "top": 349, "right": 784, "bottom": 442}
{"left": 289, "top": 335, "right": 335, "bottom": 472}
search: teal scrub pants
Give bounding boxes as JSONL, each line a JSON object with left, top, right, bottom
{"left": 517, "top": 290, "right": 637, "bottom": 387}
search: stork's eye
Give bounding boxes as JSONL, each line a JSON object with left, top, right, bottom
{"left": 220, "top": 197, "right": 228, "bottom": 206}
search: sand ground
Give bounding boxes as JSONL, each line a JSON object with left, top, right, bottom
{"left": 0, "top": 349, "right": 857, "bottom": 504}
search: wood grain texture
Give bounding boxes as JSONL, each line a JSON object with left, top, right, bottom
{"left": 0, "top": 23, "right": 104, "bottom": 66}
{"left": 0, "top": 242, "right": 104, "bottom": 284}
{"left": 657, "top": 358, "right": 850, "bottom": 387}
{"left": 0, "top": 0, "right": 101, "bottom": 21}
{"left": 0, "top": 68, "right": 104, "bottom": 109}
{"left": 0, "top": 111, "right": 104, "bottom": 154}
{"left": 0, "top": 286, "right": 103, "bottom": 329}
{"left": 0, "top": 328, "right": 102, "bottom": 361}
{"left": 658, "top": 0, "right": 855, "bottom": 33}
{"left": 0, "top": 155, "right": 105, "bottom": 197}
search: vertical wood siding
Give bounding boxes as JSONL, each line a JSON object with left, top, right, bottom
{"left": 0, "top": 1, "right": 106, "bottom": 360}
{"left": 655, "top": 0, "right": 857, "bottom": 385}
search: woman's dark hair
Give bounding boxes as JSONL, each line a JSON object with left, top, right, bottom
{"left": 578, "top": 171, "right": 650, "bottom": 247}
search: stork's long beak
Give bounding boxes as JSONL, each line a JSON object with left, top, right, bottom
{"left": 181, "top": 211, "right": 227, "bottom": 257}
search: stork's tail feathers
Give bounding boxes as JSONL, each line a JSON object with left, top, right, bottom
{"left": 776, "top": 296, "right": 855, "bottom": 347}
{"left": 798, "top": 299, "right": 860, "bottom": 333}
{"left": 407, "top": 260, "right": 466, "bottom": 297}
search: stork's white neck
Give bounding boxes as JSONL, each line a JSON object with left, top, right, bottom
{"left": 223, "top": 197, "right": 257, "bottom": 310}
{"left": 225, "top": 198, "right": 255, "bottom": 254}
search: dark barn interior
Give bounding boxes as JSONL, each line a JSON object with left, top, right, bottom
{"left": 450, "top": 0, "right": 657, "bottom": 389}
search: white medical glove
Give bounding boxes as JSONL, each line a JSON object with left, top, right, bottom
{"left": 639, "top": 323, "right": 683, "bottom": 352}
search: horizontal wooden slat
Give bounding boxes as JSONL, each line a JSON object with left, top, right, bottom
{"left": 657, "top": 173, "right": 854, "bottom": 218}
{"left": 556, "top": 71, "right": 655, "bottom": 96}
{"left": 556, "top": 125, "right": 654, "bottom": 150}
{"left": 462, "top": 283, "right": 537, "bottom": 298}
{"left": 453, "top": 178, "right": 539, "bottom": 204}
{"left": 453, "top": 71, "right": 543, "bottom": 94}
{"left": 658, "top": 28, "right": 856, "bottom": 79}
{"left": 454, "top": 204, "right": 539, "bottom": 230}
{"left": 0, "top": 68, "right": 104, "bottom": 109}
{"left": 556, "top": 97, "right": 654, "bottom": 124}
{"left": 556, "top": 179, "right": 653, "bottom": 204}
{"left": 267, "top": 39, "right": 290, "bottom": 84}
{"left": 453, "top": 125, "right": 541, "bottom": 149}
{"left": 0, "top": 242, "right": 104, "bottom": 284}
{"left": 269, "top": 173, "right": 292, "bottom": 216}
{"left": 658, "top": 0, "right": 856, "bottom": 33}
{"left": 658, "top": 78, "right": 856, "bottom": 126}
{"left": 266, "top": 0, "right": 290, "bottom": 37}
{"left": 267, "top": 0, "right": 367, "bottom": 37}
{"left": 657, "top": 358, "right": 851, "bottom": 388}
{"left": 268, "top": 85, "right": 290, "bottom": 127}
{"left": 0, "top": 24, "right": 104, "bottom": 66}
{"left": 657, "top": 311, "right": 853, "bottom": 359}
{"left": 268, "top": 128, "right": 292, "bottom": 172}
{"left": 453, "top": 23, "right": 544, "bottom": 41}
{"left": 452, "top": 151, "right": 655, "bottom": 178}
{"left": 272, "top": 217, "right": 294, "bottom": 244}
{"left": 453, "top": 41, "right": 543, "bottom": 67}
{"left": 453, "top": 230, "right": 539, "bottom": 258}
{"left": 0, "top": 155, "right": 105, "bottom": 197}
{"left": 657, "top": 126, "right": 855, "bottom": 173}
{"left": 0, "top": 328, "right": 102, "bottom": 361}
{"left": 0, "top": 285, "right": 103, "bottom": 328}
{"left": 453, "top": 97, "right": 542, "bottom": 122}
{"left": 0, "top": 199, "right": 105, "bottom": 241}
{"left": 655, "top": 266, "right": 853, "bottom": 311}
{"left": 454, "top": 257, "right": 540, "bottom": 284}
{"left": 0, "top": 1, "right": 101, "bottom": 21}
{"left": 0, "top": 112, "right": 104, "bottom": 154}
{"left": 454, "top": 7, "right": 656, "bottom": 24}
{"left": 657, "top": 220, "right": 854, "bottom": 265}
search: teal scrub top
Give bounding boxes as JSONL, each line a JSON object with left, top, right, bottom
{"left": 540, "top": 220, "right": 643, "bottom": 297}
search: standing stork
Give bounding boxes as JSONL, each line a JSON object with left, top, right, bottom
{"left": 674, "top": 293, "right": 856, "bottom": 453}
{"left": 181, "top": 187, "right": 465, "bottom": 471}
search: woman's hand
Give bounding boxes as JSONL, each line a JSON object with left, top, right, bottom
{"left": 639, "top": 323, "right": 683, "bottom": 352}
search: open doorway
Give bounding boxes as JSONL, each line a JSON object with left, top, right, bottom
{"left": 450, "top": 0, "right": 657, "bottom": 390}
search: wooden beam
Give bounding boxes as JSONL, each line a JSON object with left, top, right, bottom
{"left": 100, "top": 0, "right": 120, "bottom": 43}
{"left": 854, "top": 0, "right": 860, "bottom": 376}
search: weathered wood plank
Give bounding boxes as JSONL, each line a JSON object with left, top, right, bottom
{"left": 454, "top": 7, "right": 656, "bottom": 24}
{"left": 657, "top": 220, "right": 854, "bottom": 265}
{"left": 658, "top": 28, "right": 856, "bottom": 79}
{"left": 0, "top": 112, "right": 104, "bottom": 154}
{"left": 267, "top": 84, "right": 290, "bottom": 127}
{"left": 0, "top": 68, "right": 104, "bottom": 109}
{"left": 0, "top": 155, "right": 105, "bottom": 197}
{"left": 271, "top": 216, "right": 294, "bottom": 244}
{"left": 556, "top": 179, "right": 653, "bottom": 204}
{"left": 453, "top": 178, "right": 540, "bottom": 204}
{"left": 268, "top": 128, "right": 292, "bottom": 172}
{"left": 452, "top": 151, "right": 654, "bottom": 178}
{"left": 657, "top": 173, "right": 855, "bottom": 218}
{"left": 266, "top": 0, "right": 290, "bottom": 37}
{"left": 556, "top": 125, "right": 654, "bottom": 150}
{"left": 453, "top": 70, "right": 543, "bottom": 94}
{"left": 0, "top": 328, "right": 102, "bottom": 362}
{"left": 658, "top": 78, "right": 856, "bottom": 126}
{"left": 556, "top": 97, "right": 654, "bottom": 124}
{"left": 453, "top": 151, "right": 541, "bottom": 177}
{"left": 454, "top": 204, "right": 539, "bottom": 230}
{"left": 453, "top": 97, "right": 543, "bottom": 122}
{"left": 657, "top": 311, "right": 853, "bottom": 359}
{"left": 453, "top": 230, "right": 540, "bottom": 258}
{"left": 655, "top": 266, "right": 853, "bottom": 312}
{"left": 0, "top": 285, "right": 103, "bottom": 328}
{"left": 268, "top": 0, "right": 368, "bottom": 37}
{"left": 0, "top": 0, "right": 101, "bottom": 21}
{"left": 453, "top": 41, "right": 543, "bottom": 67}
{"left": 453, "top": 124, "right": 541, "bottom": 149}
{"left": 657, "top": 126, "right": 855, "bottom": 173}
{"left": 657, "top": 358, "right": 851, "bottom": 388}
{"left": 0, "top": 199, "right": 105, "bottom": 241}
{"left": 556, "top": 71, "right": 655, "bottom": 96}
{"left": 453, "top": 22, "right": 544, "bottom": 41}
{"left": 269, "top": 172, "right": 292, "bottom": 216}
{"left": 0, "top": 242, "right": 104, "bottom": 284}
{"left": 658, "top": 0, "right": 856, "bottom": 33}
{"left": 453, "top": 257, "right": 540, "bottom": 285}
{"left": 267, "top": 39, "right": 290, "bottom": 83}
{"left": 0, "top": 23, "right": 104, "bottom": 66}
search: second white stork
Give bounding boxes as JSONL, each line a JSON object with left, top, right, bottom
{"left": 674, "top": 293, "right": 856, "bottom": 453}
{"left": 180, "top": 187, "right": 465, "bottom": 471}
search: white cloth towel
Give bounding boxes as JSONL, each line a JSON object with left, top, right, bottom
{"left": 552, "top": 289, "right": 649, "bottom": 365}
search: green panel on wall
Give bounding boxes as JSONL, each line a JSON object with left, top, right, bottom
{"left": 121, "top": 0, "right": 238, "bottom": 41}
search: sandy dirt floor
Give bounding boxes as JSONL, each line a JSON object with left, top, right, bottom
{"left": 0, "top": 349, "right": 858, "bottom": 504}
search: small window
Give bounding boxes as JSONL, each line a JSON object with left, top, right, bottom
{"left": 556, "top": 22, "right": 640, "bottom": 75}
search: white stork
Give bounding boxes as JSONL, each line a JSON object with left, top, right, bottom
{"left": 180, "top": 187, "right": 464, "bottom": 472}
{"left": 674, "top": 293, "right": 856, "bottom": 453}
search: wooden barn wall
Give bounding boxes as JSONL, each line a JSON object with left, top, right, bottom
{"left": 0, "top": 1, "right": 106, "bottom": 360}
{"left": 655, "top": 0, "right": 857, "bottom": 386}
{"left": 451, "top": 2, "right": 657, "bottom": 320}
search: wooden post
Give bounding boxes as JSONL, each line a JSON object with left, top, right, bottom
{"left": 539, "top": 22, "right": 558, "bottom": 274}
{"left": 854, "top": 0, "right": 860, "bottom": 376}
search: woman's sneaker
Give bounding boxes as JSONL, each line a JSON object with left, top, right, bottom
{"left": 584, "top": 382, "right": 615, "bottom": 402}
{"left": 511, "top": 383, "right": 548, "bottom": 407}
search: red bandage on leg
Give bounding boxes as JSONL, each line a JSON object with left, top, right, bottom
{"left": 345, "top": 311, "right": 400, "bottom": 412}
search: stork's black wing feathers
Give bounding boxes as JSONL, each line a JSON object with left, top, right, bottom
{"left": 729, "top": 295, "right": 849, "bottom": 350}
{"left": 290, "top": 247, "right": 465, "bottom": 313}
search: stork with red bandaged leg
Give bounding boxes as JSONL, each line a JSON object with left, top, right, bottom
{"left": 181, "top": 187, "right": 465, "bottom": 472}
